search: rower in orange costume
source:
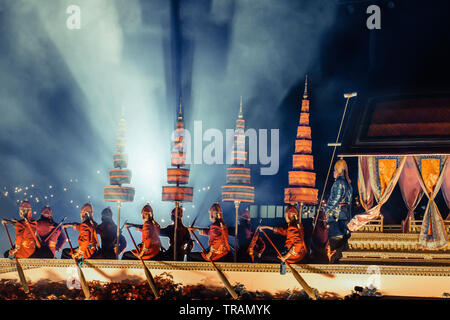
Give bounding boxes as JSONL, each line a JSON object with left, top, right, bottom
{"left": 188, "top": 203, "right": 231, "bottom": 262}
{"left": 260, "top": 205, "right": 307, "bottom": 264}
{"left": 122, "top": 204, "right": 161, "bottom": 260}
{"left": 2, "top": 201, "right": 38, "bottom": 259}
{"left": 61, "top": 203, "right": 100, "bottom": 260}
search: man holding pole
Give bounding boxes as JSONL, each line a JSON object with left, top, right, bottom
{"left": 228, "top": 208, "right": 265, "bottom": 262}
{"left": 260, "top": 205, "right": 307, "bottom": 265}
{"left": 159, "top": 206, "right": 193, "bottom": 261}
{"left": 2, "top": 201, "right": 38, "bottom": 259}
{"left": 187, "top": 203, "right": 232, "bottom": 262}
{"left": 34, "top": 206, "right": 66, "bottom": 258}
{"left": 324, "top": 159, "right": 353, "bottom": 263}
{"left": 96, "top": 207, "right": 127, "bottom": 259}
{"left": 122, "top": 204, "right": 162, "bottom": 260}
{"left": 61, "top": 203, "right": 100, "bottom": 261}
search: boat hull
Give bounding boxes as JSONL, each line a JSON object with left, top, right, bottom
{"left": 1, "top": 258, "right": 449, "bottom": 299}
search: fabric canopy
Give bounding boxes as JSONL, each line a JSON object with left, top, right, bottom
{"left": 348, "top": 156, "right": 406, "bottom": 231}
{"left": 357, "top": 156, "right": 374, "bottom": 212}
{"left": 442, "top": 162, "right": 450, "bottom": 220}
{"left": 413, "top": 156, "right": 448, "bottom": 249}
{"left": 399, "top": 156, "right": 424, "bottom": 232}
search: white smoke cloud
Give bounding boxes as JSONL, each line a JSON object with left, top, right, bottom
{"left": 0, "top": 0, "right": 337, "bottom": 253}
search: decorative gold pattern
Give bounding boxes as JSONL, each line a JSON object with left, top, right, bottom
{"left": 343, "top": 231, "right": 450, "bottom": 264}
{"left": 1, "top": 258, "right": 450, "bottom": 277}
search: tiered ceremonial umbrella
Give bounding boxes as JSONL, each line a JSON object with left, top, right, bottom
{"left": 162, "top": 102, "right": 193, "bottom": 260}
{"left": 222, "top": 97, "right": 255, "bottom": 262}
{"left": 284, "top": 76, "right": 318, "bottom": 212}
{"left": 104, "top": 113, "right": 135, "bottom": 259}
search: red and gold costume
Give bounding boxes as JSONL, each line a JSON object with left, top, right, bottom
{"left": 75, "top": 221, "right": 99, "bottom": 259}
{"left": 122, "top": 204, "right": 161, "bottom": 260}
{"left": 10, "top": 201, "right": 37, "bottom": 259}
{"left": 132, "top": 220, "right": 161, "bottom": 260}
{"left": 273, "top": 224, "right": 307, "bottom": 264}
{"left": 199, "top": 221, "right": 231, "bottom": 261}
{"left": 68, "top": 203, "right": 99, "bottom": 260}
{"left": 198, "top": 203, "right": 231, "bottom": 261}
{"left": 13, "top": 219, "right": 37, "bottom": 259}
{"left": 272, "top": 205, "right": 307, "bottom": 264}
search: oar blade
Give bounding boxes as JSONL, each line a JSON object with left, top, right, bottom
{"left": 77, "top": 266, "right": 91, "bottom": 300}
{"left": 214, "top": 264, "right": 238, "bottom": 299}
{"left": 189, "top": 230, "right": 239, "bottom": 300}
{"left": 288, "top": 264, "right": 317, "bottom": 300}
{"left": 142, "top": 261, "right": 160, "bottom": 299}
{"left": 15, "top": 259, "right": 29, "bottom": 294}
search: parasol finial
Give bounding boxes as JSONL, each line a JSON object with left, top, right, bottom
{"left": 303, "top": 75, "right": 308, "bottom": 100}
{"left": 178, "top": 95, "right": 183, "bottom": 120}
{"left": 238, "top": 96, "right": 243, "bottom": 119}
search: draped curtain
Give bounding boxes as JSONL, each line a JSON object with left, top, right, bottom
{"left": 357, "top": 156, "right": 374, "bottom": 212}
{"left": 413, "top": 156, "right": 449, "bottom": 249}
{"left": 399, "top": 156, "right": 424, "bottom": 232}
{"left": 442, "top": 162, "right": 450, "bottom": 220}
{"left": 348, "top": 156, "right": 406, "bottom": 231}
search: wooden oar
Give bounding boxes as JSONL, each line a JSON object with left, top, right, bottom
{"left": 43, "top": 216, "right": 67, "bottom": 243}
{"left": 63, "top": 228, "right": 91, "bottom": 300}
{"left": 23, "top": 217, "right": 41, "bottom": 249}
{"left": 248, "top": 219, "right": 263, "bottom": 263}
{"left": 259, "top": 228, "right": 317, "bottom": 300}
{"left": 125, "top": 226, "right": 160, "bottom": 299}
{"left": 2, "top": 222, "right": 29, "bottom": 293}
{"left": 114, "top": 219, "right": 128, "bottom": 257}
{"left": 188, "top": 228, "right": 238, "bottom": 299}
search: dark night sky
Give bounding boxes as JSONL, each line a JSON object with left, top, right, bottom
{"left": 0, "top": 0, "right": 449, "bottom": 252}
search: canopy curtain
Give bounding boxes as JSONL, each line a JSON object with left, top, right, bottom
{"left": 442, "top": 161, "right": 450, "bottom": 220}
{"left": 357, "top": 156, "right": 374, "bottom": 212}
{"left": 413, "top": 155, "right": 449, "bottom": 249}
{"left": 399, "top": 156, "right": 424, "bottom": 232}
{"left": 348, "top": 156, "right": 406, "bottom": 231}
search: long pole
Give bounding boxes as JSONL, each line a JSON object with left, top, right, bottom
{"left": 23, "top": 217, "right": 41, "bottom": 249}
{"left": 174, "top": 201, "right": 179, "bottom": 261}
{"left": 259, "top": 228, "right": 317, "bottom": 300}
{"left": 233, "top": 201, "right": 240, "bottom": 262}
{"left": 116, "top": 201, "right": 121, "bottom": 259}
{"left": 63, "top": 228, "right": 91, "bottom": 300}
{"left": 189, "top": 229, "right": 239, "bottom": 299}
{"left": 125, "top": 226, "right": 160, "bottom": 299}
{"left": 2, "top": 223, "right": 29, "bottom": 293}
{"left": 313, "top": 93, "right": 357, "bottom": 234}
{"left": 43, "top": 216, "right": 67, "bottom": 243}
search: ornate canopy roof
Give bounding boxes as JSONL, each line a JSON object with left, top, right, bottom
{"left": 339, "top": 92, "right": 450, "bottom": 157}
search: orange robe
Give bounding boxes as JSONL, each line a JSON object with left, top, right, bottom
{"left": 133, "top": 221, "right": 161, "bottom": 260}
{"left": 199, "top": 222, "right": 230, "bottom": 261}
{"left": 75, "top": 222, "right": 99, "bottom": 259}
{"left": 274, "top": 224, "right": 307, "bottom": 264}
{"left": 13, "top": 219, "right": 37, "bottom": 258}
